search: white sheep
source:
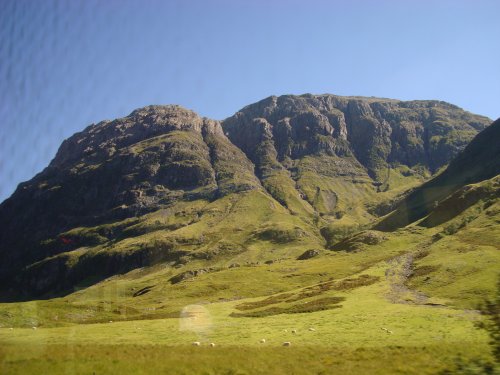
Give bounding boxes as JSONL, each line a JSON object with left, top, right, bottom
{"left": 260, "top": 338, "right": 266, "bottom": 343}
{"left": 192, "top": 341, "right": 201, "bottom": 346}
{"left": 308, "top": 327, "right": 315, "bottom": 332}
{"left": 283, "top": 341, "right": 291, "bottom": 346}
{"left": 210, "top": 343, "right": 215, "bottom": 347}
{"left": 291, "top": 329, "right": 297, "bottom": 334}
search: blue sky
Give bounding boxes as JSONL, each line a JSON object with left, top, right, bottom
{"left": 1, "top": 0, "right": 499, "bottom": 202}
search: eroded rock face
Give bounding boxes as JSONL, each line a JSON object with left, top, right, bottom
{"left": 297, "top": 249, "right": 320, "bottom": 260}
{"left": 223, "top": 94, "right": 490, "bottom": 178}
{"left": 51, "top": 105, "right": 205, "bottom": 169}
{"left": 330, "top": 230, "right": 388, "bottom": 252}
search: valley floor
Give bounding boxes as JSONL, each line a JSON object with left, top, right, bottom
{"left": 0, "top": 252, "right": 496, "bottom": 374}
{"left": 1, "top": 200, "right": 499, "bottom": 374}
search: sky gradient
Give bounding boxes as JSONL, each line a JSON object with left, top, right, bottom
{"left": 1, "top": 0, "right": 499, "bottom": 202}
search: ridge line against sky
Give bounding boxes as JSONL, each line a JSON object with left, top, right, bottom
{"left": 1, "top": 0, "right": 499, "bottom": 202}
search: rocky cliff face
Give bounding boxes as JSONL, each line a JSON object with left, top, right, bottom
{"left": 0, "top": 94, "right": 491, "bottom": 298}
{"left": 223, "top": 94, "right": 489, "bottom": 178}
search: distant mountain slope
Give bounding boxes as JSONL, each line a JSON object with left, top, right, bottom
{"left": 376, "top": 118, "right": 500, "bottom": 231}
{"left": 0, "top": 106, "right": 261, "bottom": 295}
{"left": 222, "top": 94, "right": 491, "bottom": 244}
{"left": 0, "top": 94, "right": 491, "bottom": 299}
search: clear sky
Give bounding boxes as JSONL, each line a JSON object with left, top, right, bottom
{"left": 1, "top": 0, "right": 499, "bottom": 202}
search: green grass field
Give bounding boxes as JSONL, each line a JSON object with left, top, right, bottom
{"left": 1, "top": 181, "right": 499, "bottom": 374}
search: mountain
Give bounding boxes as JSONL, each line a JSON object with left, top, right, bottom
{"left": 0, "top": 94, "right": 492, "bottom": 299}
{"left": 376, "top": 118, "right": 500, "bottom": 231}
{"left": 223, "top": 94, "right": 489, "bottom": 177}
{"left": 0, "top": 105, "right": 260, "bottom": 297}
{"left": 1, "top": 94, "right": 499, "bottom": 374}
{"left": 222, "top": 94, "right": 491, "bottom": 244}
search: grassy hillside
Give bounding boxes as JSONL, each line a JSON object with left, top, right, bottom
{"left": 1, "top": 178, "right": 499, "bottom": 373}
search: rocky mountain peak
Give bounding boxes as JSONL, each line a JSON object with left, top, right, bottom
{"left": 50, "top": 104, "right": 213, "bottom": 170}
{"left": 223, "top": 94, "right": 491, "bottom": 178}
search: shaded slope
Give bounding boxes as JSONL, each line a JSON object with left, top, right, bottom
{"left": 376, "top": 118, "right": 500, "bottom": 231}
{"left": 0, "top": 105, "right": 261, "bottom": 296}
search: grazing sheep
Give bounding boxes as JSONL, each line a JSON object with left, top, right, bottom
{"left": 260, "top": 339, "right": 266, "bottom": 343}
{"left": 283, "top": 342, "right": 291, "bottom": 346}
{"left": 210, "top": 343, "right": 216, "bottom": 347}
{"left": 308, "top": 327, "right": 315, "bottom": 332}
{"left": 32, "top": 326, "right": 37, "bottom": 330}
{"left": 109, "top": 320, "right": 113, "bottom": 323}
{"left": 291, "top": 329, "right": 297, "bottom": 334}
{"left": 192, "top": 341, "right": 201, "bottom": 346}
{"left": 9, "top": 328, "right": 13, "bottom": 330}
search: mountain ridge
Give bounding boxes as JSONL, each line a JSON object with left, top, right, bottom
{"left": 0, "top": 93, "right": 493, "bottom": 299}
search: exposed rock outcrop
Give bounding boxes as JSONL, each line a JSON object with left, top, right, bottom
{"left": 297, "top": 249, "right": 320, "bottom": 260}
{"left": 223, "top": 94, "right": 490, "bottom": 178}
